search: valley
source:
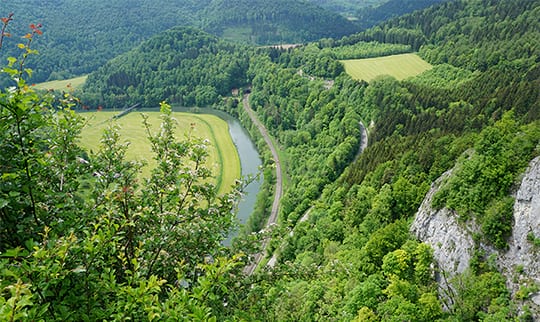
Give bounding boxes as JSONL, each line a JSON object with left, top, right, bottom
{"left": 1, "top": 0, "right": 539, "bottom": 320}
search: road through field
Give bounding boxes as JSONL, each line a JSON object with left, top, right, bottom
{"left": 242, "top": 94, "right": 283, "bottom": 275}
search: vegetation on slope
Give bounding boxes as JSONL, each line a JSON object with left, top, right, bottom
{"left": 1, "top": 0, "right": 540, "bottom": 320}
{"left": 81, "top": 27, "right": 252, "bottom": 109}
{"left": 0, "top": 1, "right": 206, "bottom": 84}
{"left": 201, "top": 0, "right": 359, "bottom": 44}
{"left": 238, "top": 0, "right": 540, "bottom": 319}
{"left": 354, "top": 0, "right": 449, "bottom": 29}
{"left": 0, "top": 0, "right": 358, "bottom": 85}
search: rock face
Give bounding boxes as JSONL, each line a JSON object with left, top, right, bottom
{"left": 411, "top": 170, "right": 476, "bottom": 276}
{"left": 411, "top": 156, "right": 540, "bottom": 316}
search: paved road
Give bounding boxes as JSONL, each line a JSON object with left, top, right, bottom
{"left": 356, "top": 121, "right": 369, "bottom": 160}
{"left": 242, "top": 94, "right": 283, "bottom": 275}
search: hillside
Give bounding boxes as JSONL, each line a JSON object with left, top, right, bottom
{"left": 244, "top": 0, "right": 540, "bottom": 319}
{"left": 0, "top": 0, "right": 205, "bottom": 84}
{"left": 81, "top": 27, "right": 252, "bottom": 108}
{"left": 201, "top": 0, "right": 359, "bottom": 44}
{"left": 354, "top": 0, "right": 449, "bottom": 29}
{"left": 0, "top": 0, "right": 354, "bottom": 84}
{"left": 306, "top": 0, "right": 386, "bottom": 17}
{"left": 0, "top": 0, "right": 452, "bottom": 85}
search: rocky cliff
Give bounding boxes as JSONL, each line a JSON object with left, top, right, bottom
{"left": 411, "top": 156, "right": 540, "bottom": 316}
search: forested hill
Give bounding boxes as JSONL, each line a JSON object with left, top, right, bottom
{"left": 354, "top": 0, "right": 449, "bottom": 30}
{"left": 0, "top": 0, "right": 355, "bottom": 84}
{"left": 0, "top": 0, "right": 455, "bottom": 85}
{"left": 81, "top": 27, "right": 251, "bottom": 108}
{"left": 338, "top": 0, "right": 540, "bottom": 121}
{"left": 239, "top": 0, "right": 540, "bottom": 319}
{"left": 306, "top": 0, "right": 387, "bottom": 17}
{"left": 0, "top": 0, "right": 206, "bottom": 84}
{"left": 200, "top": 0, "right": 358, "bottom": 44}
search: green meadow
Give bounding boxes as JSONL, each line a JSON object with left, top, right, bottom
{"left": 341, "top": 53, "right": 432, "bottom": 82}
{"left": 34, "top": 75, "right": 88, "bottom": 91}
{"left": 80, "top": 111, "right": 241, "bottom": 194}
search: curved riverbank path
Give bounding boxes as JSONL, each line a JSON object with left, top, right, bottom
{"left": 242, "top": 94, "right": 283, "bottom": 275}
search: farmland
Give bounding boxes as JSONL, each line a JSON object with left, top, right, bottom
{"left": 80, "top": 111, "right": 241, "bottom": 194}
{"left": 341, "top": 53, "right": 432, "bottom": 82}
{"left": 34, "top": 75, "right": 88, "bottom": 91}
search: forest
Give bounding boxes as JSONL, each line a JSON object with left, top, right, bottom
{"left": 1, "top": 0, "right": 540, "bottom": 320}
{"left": 0, "top": 0, "right": 446, "bottom": 85}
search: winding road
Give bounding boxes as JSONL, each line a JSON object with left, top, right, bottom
{"left": 242, "top": 94, "right": 283, "bottom": 275}
{"left": 241, "top": 92, "right": 369, "bottom": 273}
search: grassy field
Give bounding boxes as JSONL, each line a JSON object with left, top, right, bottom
{"left": 221, "top": 26, "right": 253, "bottom": 43}
{"left": 34, "top": 75, "right": 87, "bottom": 91}
{"left": 341, "top": 53, "right": 432, "bottom": 82}
{"left": 80, "top": 111, "right": 241, "bottom": 194}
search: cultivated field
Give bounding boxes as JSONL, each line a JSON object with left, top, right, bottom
{"left": 80, "top": 111, "right": 241, "bottom": 194}
{"left": 34, "top": 75, "right": 88, "bottom": 91}
{"left": 341, "top": 53, "right": 432, "bottom": 82}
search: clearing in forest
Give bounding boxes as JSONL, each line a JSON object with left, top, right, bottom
{"left": 34, "top": 75, "right": 88, "bottom": 91}
{"left": 80, "top": 111, "right": 240, "bottom": 194}
{"left": 341, "top": 53, "right": 432, "bottom": 82}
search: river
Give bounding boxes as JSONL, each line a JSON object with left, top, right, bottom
{"left": 172, "top": 107, "right": 263, "bottom": 242}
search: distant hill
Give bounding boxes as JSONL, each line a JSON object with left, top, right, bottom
{"left": 200, "top": 0, "right": 359, "bottom": 44}
{"left": 303, "top": 0, "right": 386, "bottom": 18}
{"left": 354, "top": 0, "right": 449, "bottom": 29}
{"left": 305, "top": 0, "right": 448, "bottom": 26}
{"left": 1, "top": 0, "right": 205, "bottom": 83}
{"left": 0, "top": 0, "right": 356, "bottom": 84}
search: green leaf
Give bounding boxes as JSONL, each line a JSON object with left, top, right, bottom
{"left": 7, "top": 56, "right": 17, "bottom": 67}
{"left": 1, "top": 67, "right": 18, "bottom": 76}
{"left": 1, "top": 247, "right": 28, "bottom": 258}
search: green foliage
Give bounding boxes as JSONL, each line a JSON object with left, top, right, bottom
{"left": 482, "top": 197, "right": 515, "bottom": 249}
{"left": 82, "top": 27, "right": 252, "bottom": 108}
{"left": 3, "top": 0, "right": 540, "bottom": 319}
{"left": 0, "top": 1, "right": 208, "bottom": 84}
{"left": 408, "top": 63, "right": 476, "bottom": 90}
{"left": 526, "top": 232, "right": 540, "bottom": 248}
{"left": 202, "top": 0, "right": 358, "bottom": 45}
{"left": 449, "top": 270, "right": 511, "bottom": 321}
{"left": 0, "top": 25, "right": 252, "bottom": 319}
{"left": 238, "top": 0, "right": 540, "bottom": 319}
{"left": 434, "top": 113, "right": 540, "bottom": 248}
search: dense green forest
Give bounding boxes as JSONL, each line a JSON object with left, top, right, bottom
{"left": 1, "top": 0, "right": 540, "bottom": 320}
{"left": 81, "top": 27, "right": 252, "bottom": 108}
{"left": 306, "top": 0, "right": 385, "bottom": 16}
{"left": 0, "top": 0, "right": 354, "bottom": 85}
{"left": 354, "top": 0, "right": 449, "bottom": 30}
{"left": 200, "top": 0, "right": 358, "bottom": 44}
{"left": 0, "top": 0, "right": 204, "bottom": 84}
{"left": 246, "top": 0, "right": 539, "bottom": 320}
{"left": 0, "top": 0, "right": 449, "bottom": 85}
